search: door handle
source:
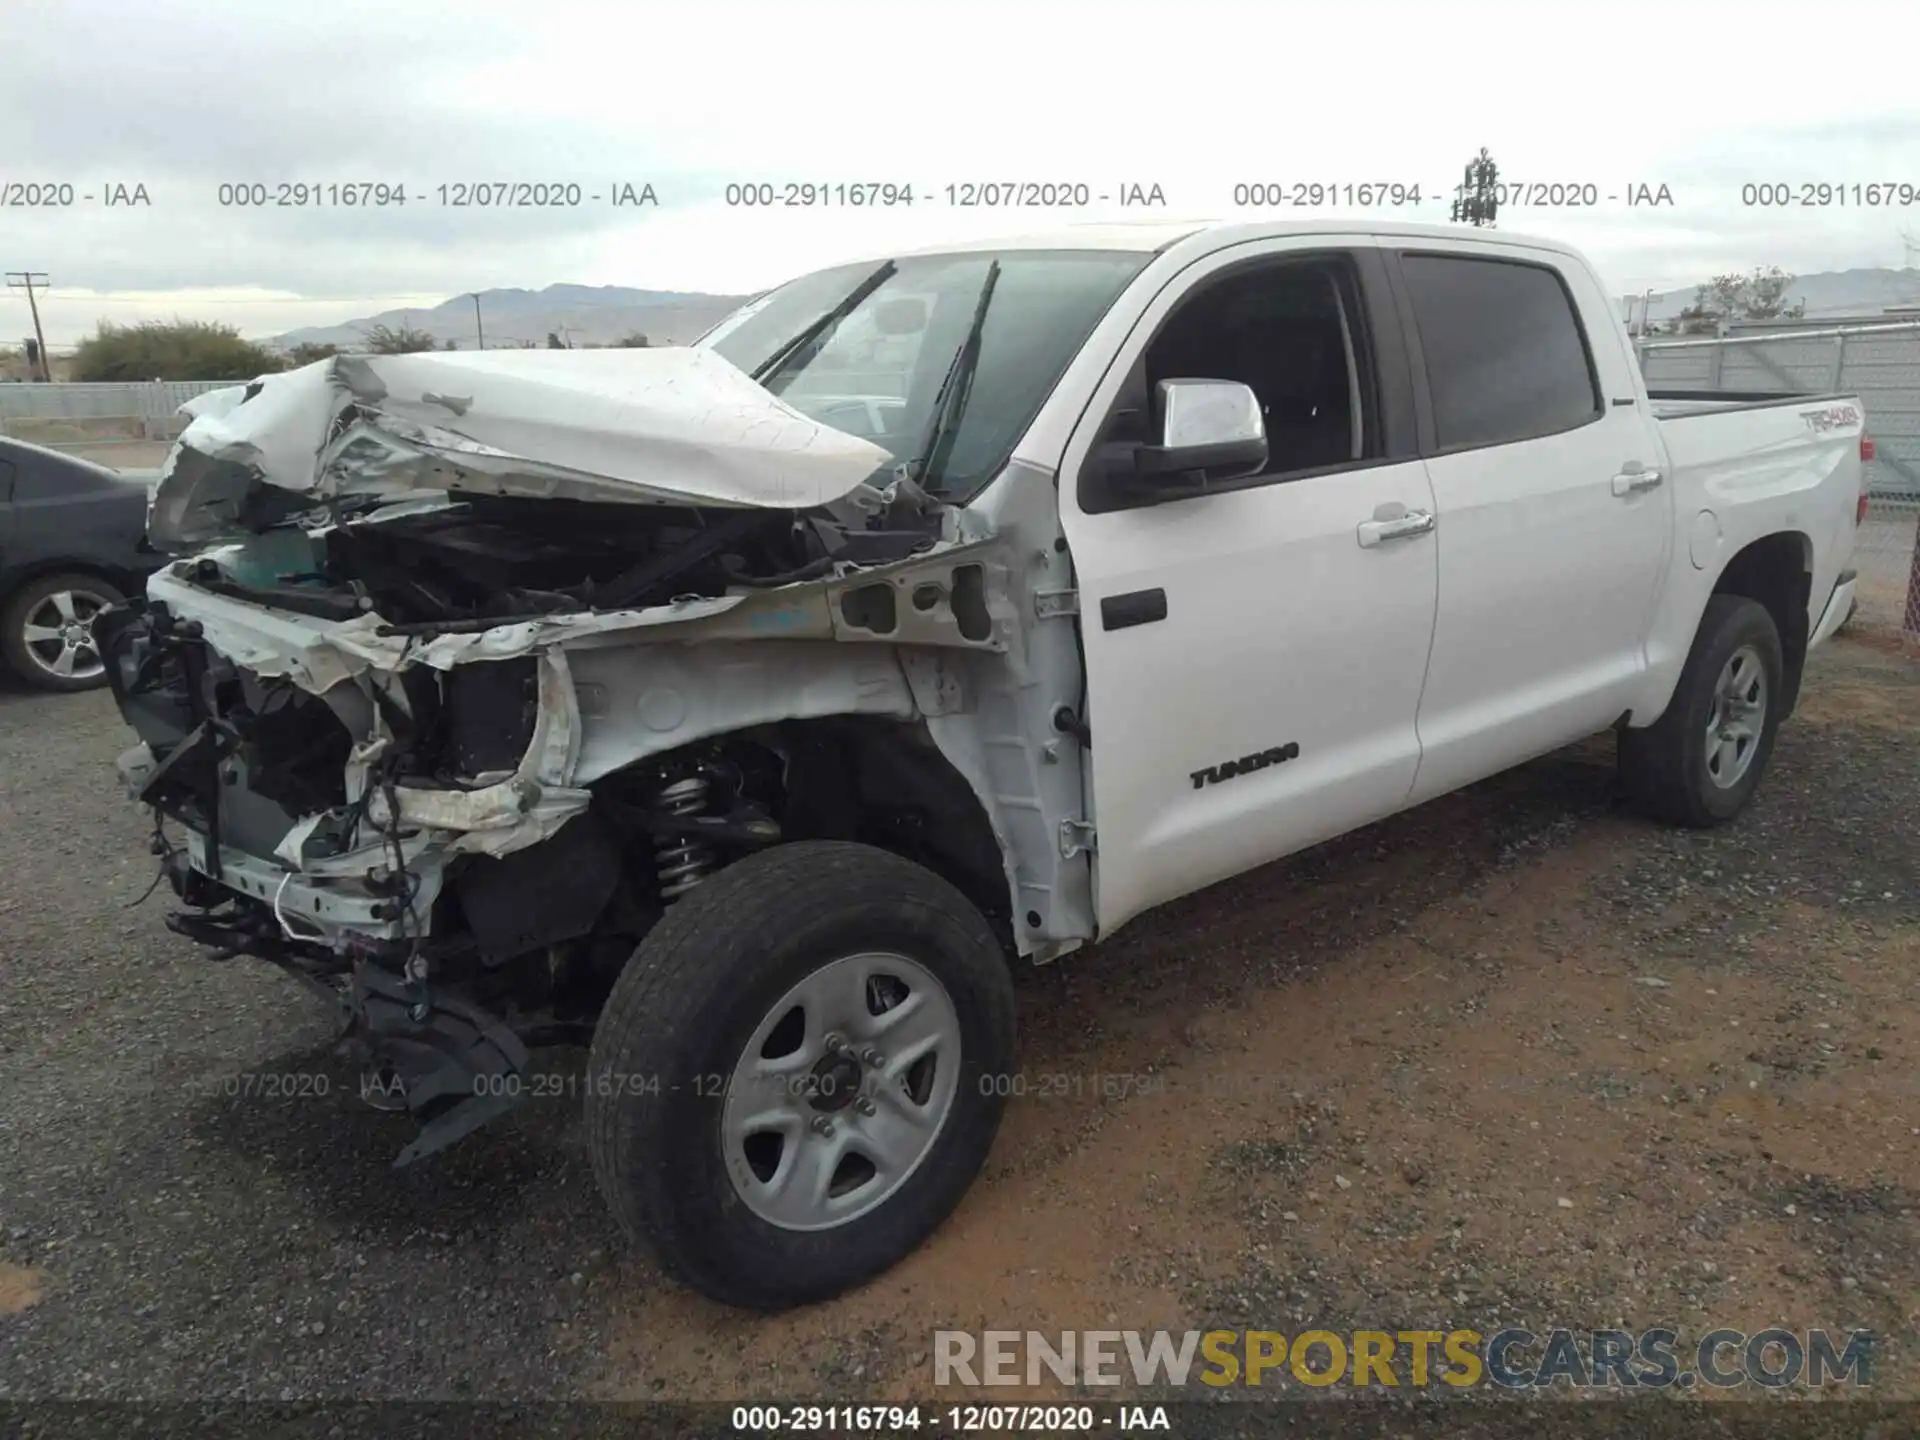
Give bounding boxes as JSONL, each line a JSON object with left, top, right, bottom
{"left": 1356, "top": 509, "right": 1435, "bottom": 548}
{"left": 1612, "top": 467, "right": 1664, "bottom": 496}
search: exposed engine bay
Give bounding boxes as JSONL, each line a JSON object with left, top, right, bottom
{"left": 102, "top": 582, "right": 1015, "bottom": 1166}
{"left": 179, "top": 489, "right": 948, "bottom": 632}
{"left": 96, "top": 488, "right": 1036, "bottom": 1169}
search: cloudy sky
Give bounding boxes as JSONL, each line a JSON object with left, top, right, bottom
{"left": 6, "top": 0, "right": 1918, "bottom": 344}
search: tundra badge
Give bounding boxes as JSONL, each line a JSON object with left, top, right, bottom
{"left": 1191, "top": 742, "right": 1300, "bottom": 789}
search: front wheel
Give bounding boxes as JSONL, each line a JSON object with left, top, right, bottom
{"left": 585, "top": 841, "right": 1016, "bottom": 1309}
{"left": 1620, "top": 594, "right": 1784, "bottom": 827}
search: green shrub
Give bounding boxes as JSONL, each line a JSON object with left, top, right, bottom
{"left": 284, "top": 342, "right": 341, "bottom": 366}
{"left": 71, "top": 320, "right": 285, "bottom": 382}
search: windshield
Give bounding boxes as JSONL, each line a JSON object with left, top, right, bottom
{"left": 700, "top": 249, "right": 1152, "bottom": 500}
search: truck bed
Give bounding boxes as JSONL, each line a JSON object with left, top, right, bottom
{"left": 1647, "top": 388, "right": 1853, "bottom": 420}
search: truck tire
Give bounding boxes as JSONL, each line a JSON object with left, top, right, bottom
{"left": 1620, "top": 594, "right": 1784, "bottom": 828}
{"left": 585, "top": 840, "right": 1016, "bottom": 1309}
{"left": 1, "top": 572, "right": 125, "bottom": 693}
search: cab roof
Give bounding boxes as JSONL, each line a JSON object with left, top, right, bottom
{"left": 887, "top": 216, "right": 1579, "bottom": 259}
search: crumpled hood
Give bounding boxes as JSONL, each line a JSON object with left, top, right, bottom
{"left": 147, "top": 347, "right": 895, "bottom": 551}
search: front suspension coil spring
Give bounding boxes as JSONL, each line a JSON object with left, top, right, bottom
{"left": 653, "top": 774, "right": 714, "bottom": 903}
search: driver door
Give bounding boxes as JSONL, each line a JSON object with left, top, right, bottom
{"left": 1056, "top": 239, "right": 1440, "bottom": 934}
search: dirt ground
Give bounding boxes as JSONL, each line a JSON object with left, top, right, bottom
{"left": 1853, "top": 505, "right": 1919, "bottom": 634}
{"left": 1, "top": 633, "right": 1916, "bottom": 1411}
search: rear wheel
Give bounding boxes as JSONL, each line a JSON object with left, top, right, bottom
{"left": 1, "top": 572, "right": 124, "bottom": 693}
{"left": 1620, "top": 594, "right": 1784, "bottom": 827}
{"left": 585, "top": 840, "right": 1016, "bottom": 1309}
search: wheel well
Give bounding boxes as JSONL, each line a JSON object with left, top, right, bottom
{"left": 425, "top": 715, "right": 1015, "bottom": 1032}
{"left": 767, "top": 716, "right": 1014, "bottom": 950}
{"left": 1711, "top": 532, "right": 1811, "bottom": 716}
{"left": 591, "top": 715, "right": 1014, "bottom": 955}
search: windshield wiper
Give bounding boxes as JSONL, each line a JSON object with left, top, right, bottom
{"left": 907, "top": 259, "right": 1000, "bottom": 490}
{"left": 750, "top": 260, "right": 898, "bottom": 385}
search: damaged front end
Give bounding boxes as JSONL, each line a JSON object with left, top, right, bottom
{"left": 100, "top": 347, "right": 1079, "bottom": 1166}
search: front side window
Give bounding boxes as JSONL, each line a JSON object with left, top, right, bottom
{"left": 1398, "top": 254, "right": 1601, "bottom": 450}
{"left": 1078, "top": 255, "right": 1380, "bottom": 513}
{"left": 1138, "top": 259, "right": 1373, "bottom": 476}
{"left": 701, "top": 249, "right": 1152, "bottom": 500}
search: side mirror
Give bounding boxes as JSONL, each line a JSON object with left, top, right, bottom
{"left": 1129, "top": 378, "right": 1267, "bottom": 488}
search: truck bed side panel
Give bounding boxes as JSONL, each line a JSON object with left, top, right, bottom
{"left": 1629, "top": 397, "right": 1862, "bottom": 725}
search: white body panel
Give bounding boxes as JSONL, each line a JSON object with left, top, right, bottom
{"left": 1050, "top": 234, "right": 1438, "bottom": 932}
{"left": 1404, "top": 236, "right": 1673, "bottom": 804}
{"left": 150, "top": 347, "right": 895, "bottom": 549}
{"left": 1061, "top": 464, "right": 1439, "bottom": 929}
{"left": 1626, "top": 401, "right": 1860, "bottom": 723}
{"left": 1001, "top": 219, "right": 1866, "bottom": 938}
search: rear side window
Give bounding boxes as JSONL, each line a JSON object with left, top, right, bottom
{"left": 1399, "top": 254, "right": 1601, "bottom": 450}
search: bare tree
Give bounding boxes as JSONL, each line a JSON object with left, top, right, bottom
{"left": 361, "top": 322, "right": 440, "bottom": 354}
{"left": 1668, "top": 267, "right": 1806, "bottom": 334}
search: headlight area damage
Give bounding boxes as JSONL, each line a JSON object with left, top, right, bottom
{"left": 101, "top": 349, "right": 1070, "bottom": 1167}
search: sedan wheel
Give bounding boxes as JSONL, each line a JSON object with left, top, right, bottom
{"left": 2, "top": 573, "right": 126, "bottom": 693}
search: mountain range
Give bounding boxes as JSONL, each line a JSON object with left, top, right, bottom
{"left": 272, "top": 284, "right": 755, "bottom": 351}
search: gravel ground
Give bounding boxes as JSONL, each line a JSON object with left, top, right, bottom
{"left": 1, "top": 635, "right": 1915, "bottom": 1409}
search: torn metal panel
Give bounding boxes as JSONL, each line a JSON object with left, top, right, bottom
{"left": 905, "top": 458, "right": 1096, "bottom": 956}
{"left": 150, "top": 347, "right": 896, "bottom": 550}
{"left": 373, "top": 649, "right": 592, "bottom": 857}
{"left": 144, "top": 528, "right": 1014, "bottom": 696}
{"left": 567, "top": 641, "right": 919, "bottom": 785}
{"left": 823, "top": 548, "right": 1018, "bottom": 652}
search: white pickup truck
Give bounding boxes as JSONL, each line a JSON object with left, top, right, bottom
{"left": 99, "top": 218, "right": 1866, "bottom": 1309}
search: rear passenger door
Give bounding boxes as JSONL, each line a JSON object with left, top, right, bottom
{"left": 1388, "top": 246, "right": 1671, "bottom": 805}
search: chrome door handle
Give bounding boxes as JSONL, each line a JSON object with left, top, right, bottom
{"left": 1612, "top": 468, "right": 1663, "bottom": 496}
{"left": 1356, "top": 509, "right": 1435, "bottom": 548}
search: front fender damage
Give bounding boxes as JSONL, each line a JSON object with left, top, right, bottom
{"left": 126, "top": 499, "right": 1090, "bottom": 1166}
{"left": 149, "top": 527, "right": 1030, "bottom": 884}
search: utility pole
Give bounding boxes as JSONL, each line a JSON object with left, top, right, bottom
{"left": 6, "top": 272, "right": 51, "bottom": 381}
{"left": 470, "top": 293, "right": 485, "bottom": 350}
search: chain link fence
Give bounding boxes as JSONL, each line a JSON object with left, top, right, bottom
{"left": 0, "top": 379, "right": 239, "bottom": 470}
{"left": 1854, "top": 496, "right": 1920, "bottom": 638}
